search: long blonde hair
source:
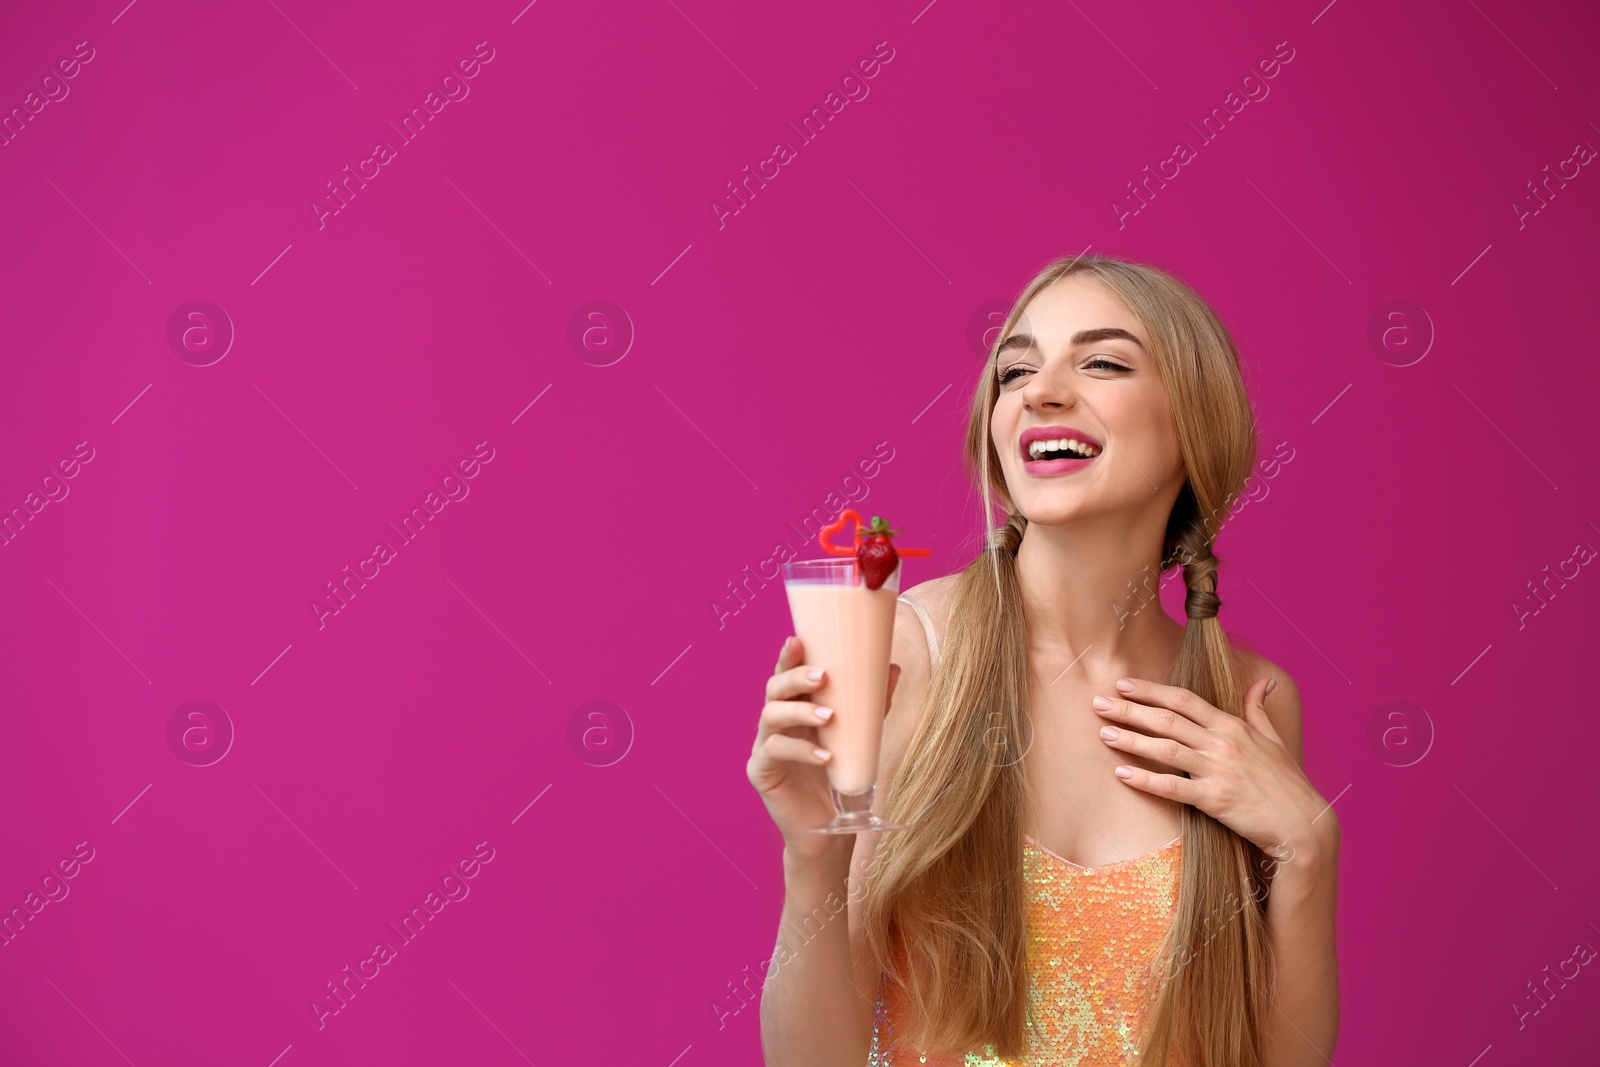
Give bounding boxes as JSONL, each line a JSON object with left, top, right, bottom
{"left": 863, "top": 253, "right": 1273, "bottom": 1065}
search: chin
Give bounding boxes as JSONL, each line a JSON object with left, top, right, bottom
{"left": 1012, "top": 497, "right": 1091, "bottom": 525}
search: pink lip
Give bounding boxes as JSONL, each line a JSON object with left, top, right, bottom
{"left": 1018, "top": 425, "right": 1103, "bottom": 478}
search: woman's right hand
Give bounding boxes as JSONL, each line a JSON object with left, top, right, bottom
{"left": 747, "top": 635, "right": 900, "bottom": 865}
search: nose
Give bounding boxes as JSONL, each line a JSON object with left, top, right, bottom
{"left": 1021, "top": 360, "right": 1074, "bottom": 410}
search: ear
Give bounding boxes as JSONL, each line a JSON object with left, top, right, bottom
{"left": 1242, "top": 676, "right": 1280, "bottom": 742}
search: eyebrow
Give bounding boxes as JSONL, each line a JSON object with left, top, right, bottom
{"left": 994, "top": 327, "right": 1146, "bottom": 359}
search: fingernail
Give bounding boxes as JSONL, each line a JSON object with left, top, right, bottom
{"left": 1092, "top": 695, "right": 1114, "bottom": 711}
{"left": 1265, "top": 677, "right": 1278, "bottom": 694}
{"left": 813, "top": 748, "right": 832, "bottom": 761}
{"left": 814, "top": 706, "right": 833, "bottom": 721}
{"left": 1100, "top": 726, "right": 1119, "bottom": 740}
{"left": 1115, "top": 678, "right": 1135, "bottom": 692}
{"left": 1114, "top": 765, "right": 1133, "bottom": 779}
{"left": 807, "top": 668, "right": 824, "bottom": 682}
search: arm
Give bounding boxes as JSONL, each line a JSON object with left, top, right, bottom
{"left": 759, "top": 598, "right": 932, "bottom": 1066}
{"left": 1257, "top": 670, "right": 1341, "bottom": 1067}
{"left": 759, "top": 836, "right": 867, "bottom": 1067}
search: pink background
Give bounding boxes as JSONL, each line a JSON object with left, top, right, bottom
{"left": 2, "top": 0, "right": 1597, "bottom": 1063}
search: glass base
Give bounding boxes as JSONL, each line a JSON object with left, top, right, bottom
{"left": 805, "top": 784, "right": 906, "bottom": 834}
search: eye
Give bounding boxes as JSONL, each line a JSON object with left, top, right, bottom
{"left": 999, "top": 357, "right": 1129, "bottom": 384}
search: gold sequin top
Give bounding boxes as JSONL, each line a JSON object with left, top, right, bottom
{"left": 865, "top": 833, "right": 1183, "bottom": 1066}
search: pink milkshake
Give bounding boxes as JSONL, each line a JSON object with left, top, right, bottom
{"left": 781, "top": 509, "right": 928, "bottom": 833}
{"left": 784, "top": 563, "right": 901, "bottom": 796}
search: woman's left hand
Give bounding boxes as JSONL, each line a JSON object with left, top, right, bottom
{"left": 1092, "top": 676, "right": 1335, "bottom": 861}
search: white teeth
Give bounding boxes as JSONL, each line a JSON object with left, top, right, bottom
{"left": 1028, "top": 437, "right": 1101, "bottom": 460}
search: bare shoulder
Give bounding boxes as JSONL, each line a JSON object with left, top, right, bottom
{"left": 1232, "top": 644, "right": 1304, "bottom": 766}
{"left": 901, "top": 572, "right": 961, "bottom": 624}
{"left": 904, "top": 571, "right": 961, "bottom": 602}
{"left": 885, "top": 575, "right": 956, "bottom": 766}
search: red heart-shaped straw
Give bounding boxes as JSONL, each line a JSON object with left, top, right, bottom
{"left": 819, "top": 508, "right": 864, "bottom": 556}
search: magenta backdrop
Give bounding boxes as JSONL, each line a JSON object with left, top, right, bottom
{"left": 1, "top": 0, "right": 1598, "bottom": 1063}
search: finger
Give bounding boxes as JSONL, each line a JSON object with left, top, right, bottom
{"left": 766, "top": 662, "right": 826, "bottom": 703}
{"left": 1112, "top": 763, "right": 1202, "bottom": 804}
{"left": 1110, "top": 677, "right": 1224, "bottom": 728}
{"left": 885, "top": 663, "right": 901, "bottom": 713}
{"left": 1093, "top": 695, "right": 1207, "bottom": 748}
{"left": 1242, "top": 676, "right": 1280, "bottom": 742}
{"left": 760, "top": 732, "right": 833, "bottom": 766}
{"left": 1098, "top": 724, "right": 1202, "bottom": 773}
{"left": 758, "top": 699, "right": 833, "bottom": 739}
{"left": 775, "top": 635, "right": 803, "bottom": 673}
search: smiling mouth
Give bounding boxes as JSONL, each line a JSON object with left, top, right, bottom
{"left": 1025, "top": 437, "right": 1102, "bottom": 461}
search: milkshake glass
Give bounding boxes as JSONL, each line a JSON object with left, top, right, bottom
{"left": 782, "top": 556, "right": 906, "bottom": 833}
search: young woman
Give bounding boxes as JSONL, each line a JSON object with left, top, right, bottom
{"left": 748, "top": 253, "right": 1340, "bottom": 1066}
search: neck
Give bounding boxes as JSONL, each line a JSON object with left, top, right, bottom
{"left": 1012, "top": 513, "right": 1183, "bottom": 674}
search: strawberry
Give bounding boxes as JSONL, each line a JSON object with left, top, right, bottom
{"left": 855, "top": 515, "right": 902, "bottom": 590}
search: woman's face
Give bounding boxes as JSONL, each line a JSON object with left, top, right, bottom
{"left": 989, "top": 275, "right": 1185, "bottom": 527}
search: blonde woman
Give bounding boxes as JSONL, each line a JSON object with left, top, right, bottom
{"left": 749, "top": 253, "right": 1340, "bottom": 1066}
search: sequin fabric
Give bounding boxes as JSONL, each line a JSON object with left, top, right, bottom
{"left": 866, "top": 835, "right": 1182, "bottom": 1066}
